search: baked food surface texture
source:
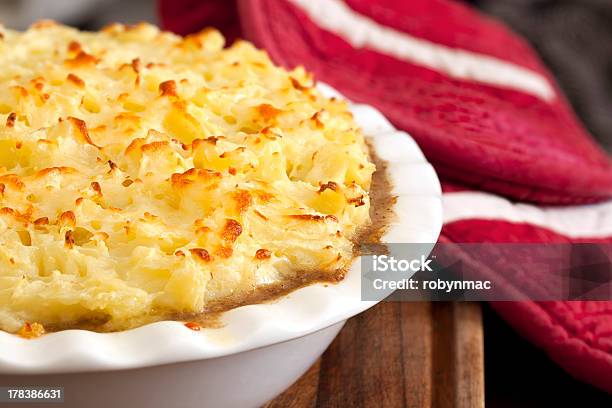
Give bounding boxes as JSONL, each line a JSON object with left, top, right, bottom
{"left": 0, "top": 22, "right": 375, "bottom": 333}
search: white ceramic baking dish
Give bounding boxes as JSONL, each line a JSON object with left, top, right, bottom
{"left": 0, "top": 84, "right": 442, "bottom": 408}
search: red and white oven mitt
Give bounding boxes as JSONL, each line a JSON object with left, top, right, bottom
{"left": 159, "top": 0, "right": 612, "bottom": 392}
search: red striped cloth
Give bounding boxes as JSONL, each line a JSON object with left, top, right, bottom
{"left": 159, "top": 0, "right": 612, "bottom": 392}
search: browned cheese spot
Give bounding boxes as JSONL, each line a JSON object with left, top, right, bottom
{"left": 66, "top": 73, "right": 85, "bottom": 87}
{"left": 5, "top": 112, "right": 16, "bottom": 128}
{"left": 189, "top": 248, "right": 211, "bottom": 262}
{"left": 159, "top": 80, "right": 178, "bottom": 97}
{"left": 255, "top": 249, "right": 271, "bottom": 260}
{"left": 221, "top": 219, "right": 242, "bottom": 243}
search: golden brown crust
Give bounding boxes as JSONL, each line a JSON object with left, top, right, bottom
{"left": 231, "top": 190, "right": 252, "bottom": 214}
{"left": 66, "top": 116, "right": 98, "bottom": 147}
{"left": 189, "top": 248, "right": 211, "bottom": 262}
{"left": 17, "top": 322, "right": 45, "bottom": 339}
{"left": 66, "top": 73, "right": 85, "bottom": 88}
{"left": 159, "top": 80, "right": 178, "bottom": 97}
{"left": 5, "top": 112, "right": 16, "bottom": 128}
{"left": 65, "top": 51, "right": 99, "bottom": 68}
{"left": 221, "top": 219, "right": 242, "bottom": 243}
{"left": 58, "top": 210, "right": 77, "bottom": 227}
{"left": 0, "top": 22, "right": 376, "bottom": 334}
{"left": 255, "top": 248, "right": 271, "bottom": 260}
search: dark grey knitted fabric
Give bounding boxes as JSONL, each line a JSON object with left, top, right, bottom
{"left": 472, "top": 0, "right": 612, "bottom": 152}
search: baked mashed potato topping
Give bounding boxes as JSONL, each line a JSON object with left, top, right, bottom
{"left": 0, "top": 22, "right": 375, "bottom": 333}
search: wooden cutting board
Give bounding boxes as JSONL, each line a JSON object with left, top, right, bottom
{"left": 265, "top": 302, "right": 484, "bottom": 408}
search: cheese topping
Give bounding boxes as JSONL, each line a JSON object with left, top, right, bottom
{"left": 0, "top": 22, "right": 375, "bottom": 332}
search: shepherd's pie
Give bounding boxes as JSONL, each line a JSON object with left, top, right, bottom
{"left": 0, "top": 22, "right": 375, "bottom": 334}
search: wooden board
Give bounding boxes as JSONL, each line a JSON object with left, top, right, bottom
{"left": 265, "top": 302, "right": 484, "bottom": 408}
